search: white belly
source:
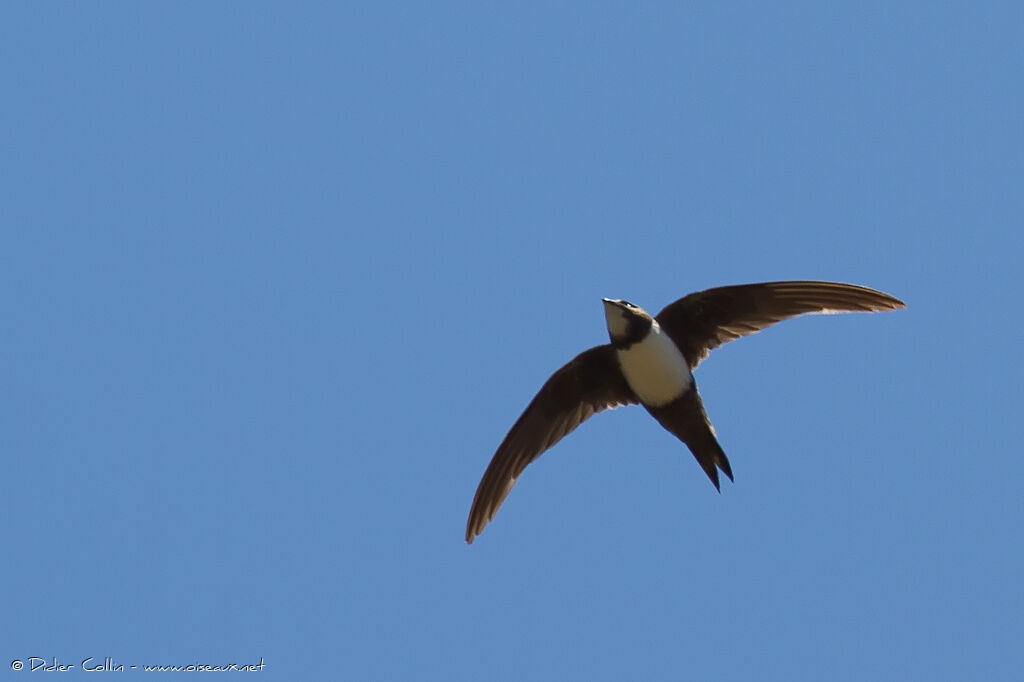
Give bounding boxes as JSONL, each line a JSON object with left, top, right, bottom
{"left": 616, "top": 323, "right": 692, "bottom": 407}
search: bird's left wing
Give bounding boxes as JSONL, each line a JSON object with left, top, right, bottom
{"left": 466, "top": 344, "right": 637, "bottom": 543}
{"left": 655, "top": 281, "right": 905, "bottom": 369}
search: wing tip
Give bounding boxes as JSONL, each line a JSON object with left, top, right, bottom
{"left": 465, "top": 505, "right": 489, "bottom": 545}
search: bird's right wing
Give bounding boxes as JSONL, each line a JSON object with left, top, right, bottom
{"left": 466, "top": 344, "right": 637, "bottom": 543}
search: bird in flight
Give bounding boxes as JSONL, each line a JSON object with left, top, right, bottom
{"left": 465, "top": 280, "right": 905, "bottom": 543}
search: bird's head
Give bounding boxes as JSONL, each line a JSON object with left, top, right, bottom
{"left": 602, "top": 298, "right": 654, "bottom": 348}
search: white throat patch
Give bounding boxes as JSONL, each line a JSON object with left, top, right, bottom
{"left": 615, "top": 321, "right": 692, "bottom": 407}
{"left": 604, "top": 305, "right": 632, "bottom": 341}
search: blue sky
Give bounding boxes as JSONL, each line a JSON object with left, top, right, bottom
{"left": 3, "top": 3, "right": 1022, "bottom": 680}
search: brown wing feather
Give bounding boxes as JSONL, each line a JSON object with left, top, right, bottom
{"left": 465, "top": 345, "right": 636, "bottom": 543}
{"left": 655, "top": 281, "right": 905, "bottom": 368}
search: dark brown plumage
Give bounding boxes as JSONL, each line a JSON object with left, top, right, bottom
{"left": 464, "top": 346, "right": 637, "bottom": 543}
{"left": 465, "top": 281, "right": 904, "bottom": 543}
{"left": 656, "top": 281, "right": 904, "bottom": 368}
{"left": 645, "top": 388, "right": 733, "bottom": 491}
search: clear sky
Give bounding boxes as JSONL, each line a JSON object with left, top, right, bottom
{"left": 3, "top": 3, "right": 1022, "bottom": 680}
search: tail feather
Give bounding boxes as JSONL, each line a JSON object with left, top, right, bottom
{"left": 690, "top": 427, "right": 733, "bottom": 491}
{"left": 646, "top": 388, "right": 733, "bottom": 490}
